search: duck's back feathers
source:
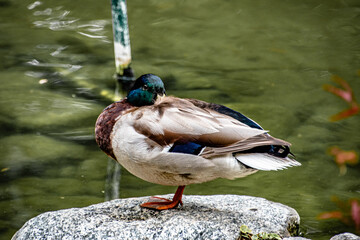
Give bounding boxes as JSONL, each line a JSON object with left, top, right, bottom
{"left": 187, "top": 99, "right": 263, "bottom": 129}
{"left": 131, "top": 96, "right": 267, "bottom": 148}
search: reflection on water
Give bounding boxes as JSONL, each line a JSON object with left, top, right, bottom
{"left": 27, "top": 1, "right": 42, "bottom": 10}
{"left": 28, "top": 0, "right": 111, "bottom": 43}
{"left": 27, "top": 58, "right": 82, "bottom": 72}
{"left": 77, "top": 20, "right": 111, "bottom": 43}
{"left": 105, "top": 159, "right": 121, "bottom": 201}
{"left": 0, "top": 0, "right": 359, "bottom": 239}
{"left": 32, "top": 9, "right": 77, "bottom": 30}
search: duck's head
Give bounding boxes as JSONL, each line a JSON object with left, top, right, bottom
{"left": 127, "top": 74, "right": 166, "bottom": 106}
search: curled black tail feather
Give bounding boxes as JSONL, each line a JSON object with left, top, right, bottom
{"left": 239, "top": 145, "right": 292, "bottom": 158}
{"left": 270, "top": 145, "right": 290, "bottom": 158}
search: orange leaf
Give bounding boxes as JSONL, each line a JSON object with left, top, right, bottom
{"left": 318, "top": 211, "right": 343, "bottom": 220}
{"left": 324, "top": 74, "right": 359, "bottom": 121}
{"left": 332, "top": 75, "right": 353, "bottom": 94}
{"left": 330, "top": 104, "right": 359, "bottom": 121}
{"left": 323, "top": 84, "right": 352, "bottom": 103}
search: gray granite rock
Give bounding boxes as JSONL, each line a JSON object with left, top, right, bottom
{"left": 330, "top": 233, "right": 360, "bottom": 240}
{"left": 12, "top": 195, "right": 300, "bottom": 240}
{"left": 283, "top": 237, "right": 311, "bottom": 240}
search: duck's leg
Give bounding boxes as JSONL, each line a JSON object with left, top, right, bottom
{"left": 140, "top": 185, "right": 186, "bottom": 210}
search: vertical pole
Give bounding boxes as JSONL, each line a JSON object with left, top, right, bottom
{"left": 111, "top": 0, "right": 135, "bottom": 93}
{"left": 106, "top": 0, "right": 135, "bottom": 201}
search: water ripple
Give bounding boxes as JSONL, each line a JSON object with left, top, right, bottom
{"left": 32, "top": 19, "right": 78, "bottom": 31}
{"left": 26, "top": 59, "right": 82, "bottom": 72}
{"left": 27, "top": 1, "right": 42, "bottom": 10}
{"left": 33, "top": 8, "right": 52, "bottom": 16}
{"left": 28, "top": 2, "right": 111, "bottom": 42}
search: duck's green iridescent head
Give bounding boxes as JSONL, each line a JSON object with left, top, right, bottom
{"left": 127, "top": 74, "right": 166, "bottom": 106}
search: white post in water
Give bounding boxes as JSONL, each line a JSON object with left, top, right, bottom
{"left": 111, "top": 0, "right": 134, "bottom": 90}
{"left": 106, "top": 0, "right": 135, "bottom": 201}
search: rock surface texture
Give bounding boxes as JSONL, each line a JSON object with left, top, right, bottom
{"left": 283, "top": 238, "right": 310, "bottom": 240}
{"left": 330, "top": 233, "right": 360, "bottom": 240}
{"left": 13, "top": 195, "right": 300, "bottom": 240}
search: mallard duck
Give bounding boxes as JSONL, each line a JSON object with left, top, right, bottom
{"left": 95, "top": 74, "right": 300, "bottom": 210}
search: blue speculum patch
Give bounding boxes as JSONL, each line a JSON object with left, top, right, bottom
{"left": 169, "top": 142, "right": 204, "bottom": 155}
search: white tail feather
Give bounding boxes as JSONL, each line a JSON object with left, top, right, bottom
{"left": 234, "top": 153, "right": 301, "bottom": 171}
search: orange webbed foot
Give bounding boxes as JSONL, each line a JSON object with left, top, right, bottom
{"left": 140, "top": 198, "right": 183, "bottom": 210}
{"left": 140, "top": 186, "right": 185, "bottom": 210}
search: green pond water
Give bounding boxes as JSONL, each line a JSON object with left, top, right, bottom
{"left": 1, "top": 0, "right": 360, "bottom": 239}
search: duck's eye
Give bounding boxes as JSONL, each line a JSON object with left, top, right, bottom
{"left": 142, "top": 84, "right": 149, "bottom": 90}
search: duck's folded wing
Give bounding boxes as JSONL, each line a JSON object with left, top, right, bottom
{"left": 131, "top": 97, "right": 267, "bottom": 147}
